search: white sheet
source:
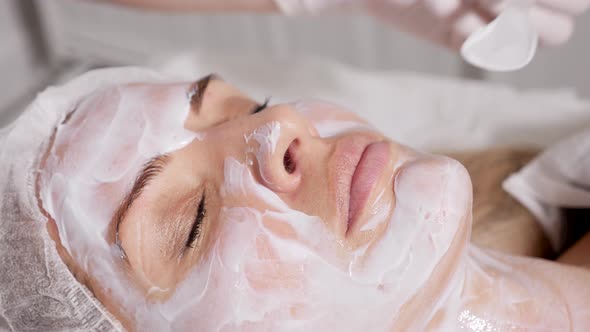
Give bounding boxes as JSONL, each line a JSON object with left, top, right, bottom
{"left": 154, "top": 51, "right": 590, "bottom": 152}
{"left": 504, "top": 127, "right": 590, "bottom": 251}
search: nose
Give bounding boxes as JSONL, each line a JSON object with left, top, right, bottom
{"left": 251, "top": 105, "right": 319, "bottom": 193}
{"left": 235, "top": 105, "right": 318, "bottom": 193}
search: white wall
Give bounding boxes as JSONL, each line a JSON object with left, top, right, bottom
{"left": 40, "top": 0, "right": 590, "bottom": 96}
{"left": 0, "top": 1, "right": 39, "bottom": 111}
{"left": 2, "top": 0, "right": 590, "bottom": 107}
{"left": 0, "top": 1, "right": 28, "bottom": 68}
{"left": 38, "top": 0, "right": 464, "bottom": 76}
{"left": 488, "top": 16, "right": 590, "bottom": 97}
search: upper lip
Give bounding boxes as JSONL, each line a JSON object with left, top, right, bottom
{"left": 330, "top": 134, "right": 377, "bottom": 237}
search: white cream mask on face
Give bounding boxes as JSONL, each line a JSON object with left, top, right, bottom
{"left": 461, "top": 1, "right": 538, "bottom": 72}
{"left": 42, "top": 83, "right": 198, "bottom": 250}
{"left": 39, "top": 81, "right": 203, "bottom": 327}
{"left": 149, "top": 158, "right": 471, "bottom": 332}
{"left": 149, "top": 102, "right": 472, "bottom": 331}
{"left": 244, "top": 121, "right": 285, "bottom": 189}
{"left": 41, "top": 88, "right": 472, "bottom": 332}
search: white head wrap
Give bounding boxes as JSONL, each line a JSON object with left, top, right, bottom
{"left": 0, "top": 67, "right": 176, "bottom": 331}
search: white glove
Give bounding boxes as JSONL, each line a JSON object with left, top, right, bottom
{"left": 273, "top": 0, "right": 590, "bottom": 49}
{"left": 504, "top": 127, "right": 590, "bottom": 251}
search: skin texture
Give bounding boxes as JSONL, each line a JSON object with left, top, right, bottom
{"left": 39, "top": 77, "right": 590, "bottom": 331}
{"left": 559, "top": 233, "right": 590, "bottom": 268}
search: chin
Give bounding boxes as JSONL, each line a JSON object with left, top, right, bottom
{"left": 398, "top": 153, "right": 472, "bottom": 236}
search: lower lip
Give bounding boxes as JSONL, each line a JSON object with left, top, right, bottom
{"left": 347, "top": 141, "right": 391, "bottom": 234}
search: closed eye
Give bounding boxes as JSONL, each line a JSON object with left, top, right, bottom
{"left": 251, "top": 98, "right": 270, "bottom": 115}
{"left": 186, "top": 195, "right": 206, "bottom": 249}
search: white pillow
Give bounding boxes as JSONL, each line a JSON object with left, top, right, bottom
{"left": 154, "top": 51, "right": 590, "bottom": 152}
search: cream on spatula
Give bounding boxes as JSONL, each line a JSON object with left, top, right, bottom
{"left": 461, "top": 1, "right": 538, "bottom": 71}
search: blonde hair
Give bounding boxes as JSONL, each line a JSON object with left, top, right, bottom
{"left": 446, "top": 148, "right": 551, "bottom": 258}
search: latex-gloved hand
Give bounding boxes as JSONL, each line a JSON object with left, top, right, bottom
{"left": 274, "top": 0, "right": 590, "bottom": 49}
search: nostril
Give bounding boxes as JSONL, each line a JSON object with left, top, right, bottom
{"left": 283, "top": 148, "right": 295, "bottom": 174}
{"left": 283, "top": 141, "right": 298, "bottom": 174}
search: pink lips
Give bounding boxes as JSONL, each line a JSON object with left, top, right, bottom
{"left": 347, "top": 142, "right": 391, "bottom": 234}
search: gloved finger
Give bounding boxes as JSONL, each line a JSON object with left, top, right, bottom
{"left": 529, "top": 6, "right": 575, "bottom": 45}
{"left": 482, "top": 0, "right": 590, "bottom": 16}
{"left": 368, "top": 0, "right": 442, "bottom": 36}
{"left": 423, "top": 0, "right": 462, "bottom": 17}
{"left": 474, "top": 0, "right": 576, "bottom": 46}
{"left": 367, "top": 0, "right": 452, "bottom": 47}
{"left": 410, "top": 2, "right": 491, "bottom": 50}
{"left": 411, "top": 1, "right": 489, "bottom": 50}
{"left": 536, "top": 0, "right": 590, "bottom": 15}
{"left": 477, "top": 0, "right": 589, "bottom": 18}
{"left": 475, "top": 0, "right": 508, "bottom": 16}
{"left": 477, "top": 0, "right": 521, "bottom": 17}
{"left": 448, "top": 10, "right": 489, "bottom": 50}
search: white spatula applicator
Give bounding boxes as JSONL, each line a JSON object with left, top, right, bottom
{"left": 461, "top": 1, "right": 538, "bottom": 72}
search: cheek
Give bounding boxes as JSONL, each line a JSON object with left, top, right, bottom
{"left": 214, "top": 209, "right": 314, "bottom": 283}
{"left": 244, "top": 235, "right": 306, "bottom": 291}
{"left": 262, "top": 217, "right": 298, "bottom": 240}
{"left": 394, "top": 156, "right": 471, "bottom": 226}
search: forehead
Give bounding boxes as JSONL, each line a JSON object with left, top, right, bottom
{"left": 57, "top": 82, "right": 193, "bottom": 157}
{"left": 47, "top": 81, "right": 198, "bottom": 216}
{"left": 65, "top": 82, "right": 191, "bottom": 128}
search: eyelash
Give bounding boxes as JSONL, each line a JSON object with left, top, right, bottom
{"left": 252, "top": 98, "right": 270, "bottom": 114}
{"left": 184, "top": 98, "right": 269, "bottom": 250}
{"left": 187, "top": 195, "right": 206, "bottom": 249}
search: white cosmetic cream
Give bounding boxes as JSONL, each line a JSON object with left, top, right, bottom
{"left": 40, "top": 88, "right": 472, "bottom": 331}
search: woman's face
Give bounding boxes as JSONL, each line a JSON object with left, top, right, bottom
{"left": 40, "top": 75, "right": 472, "bottom": 331}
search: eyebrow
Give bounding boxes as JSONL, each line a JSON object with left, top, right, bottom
{"left": 188, "top": 73, "right": 219, "bottom": 114}
{"left": 113, "top": 154, "right": 171, "bottom": 262}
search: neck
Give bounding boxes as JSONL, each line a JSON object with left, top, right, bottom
{"left": 427, "top": 245, "right": 590, "bottom": 331}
